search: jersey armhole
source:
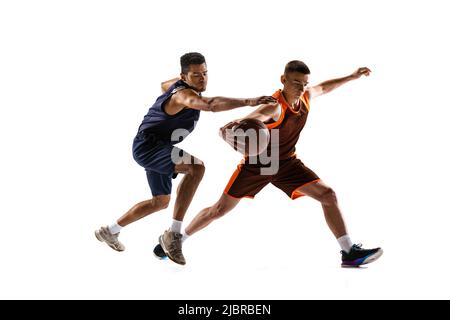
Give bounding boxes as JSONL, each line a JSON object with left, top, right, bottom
{"left": 163, "top": 86, "right": 196, "bottom": 116}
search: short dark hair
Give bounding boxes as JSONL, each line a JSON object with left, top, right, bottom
{"left": 180, "top": 52, "right": 206, "bottom": 74}
{"left": 284, "top": 60, "right": 310, "bottom": 75}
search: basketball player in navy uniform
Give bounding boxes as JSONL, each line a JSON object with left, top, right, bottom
{"left": 162, "top": 60, "right": 383, "bottom": 267}
{"left": 95, "top": 52, "right": 276, "bottom": 265}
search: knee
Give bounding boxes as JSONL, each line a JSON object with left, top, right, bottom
{"left": 153, "top": 195, "right": 170, "bottom": 209}
{"left": 319, "top": 187, "right": 337, "bottom": 205}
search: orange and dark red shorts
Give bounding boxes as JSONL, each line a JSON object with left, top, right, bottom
{"left": 224, "top": 157, "right": 320, "bottom": 200}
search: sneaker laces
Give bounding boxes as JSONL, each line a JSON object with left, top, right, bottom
{"left": 104, "top": 228, "right": 121, "bottom": 245}
{"left": 341, "top": 243, "right": 363, "bottom": 255}
{"left": 168, "top": 233, "right": 182, "bottom": 255}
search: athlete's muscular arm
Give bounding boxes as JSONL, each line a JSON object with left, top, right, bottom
{"left": 240, "top": 103, "right": 280, "bottom": 122}
{"left": 307, "top": 67, "right": 371, "bottom": 99}
{"left": 219, "top": 103, "right": 280, "bottom": 138}
{"left": 169, "top": 89, "right": 277, "bottom": 113}
{"left": 161, "top": 77, "right": 180, "bottom": 92}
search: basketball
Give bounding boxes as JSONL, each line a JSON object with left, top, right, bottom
{"left": 220, "top": 118, "right": 270, "bottom": 156}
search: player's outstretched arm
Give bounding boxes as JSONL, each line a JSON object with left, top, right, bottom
{"left": 307, "top": 67, "right": 371, "bottom": 99}
{"left": 239, "top": 103, "right": 280, "bottom": 122}
{"left": 218, "top": 103, "right": 280, "bottom": 139}
{"left": 171, "top": 89, "right": 277, "bottom": 112}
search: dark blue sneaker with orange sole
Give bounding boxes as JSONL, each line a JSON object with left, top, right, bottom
{"left": 341, "top": 244, "right": 383, "bottom": 267}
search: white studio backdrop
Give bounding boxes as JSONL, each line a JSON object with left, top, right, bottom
{"left": 0, "top": 0, "right": 449, "bottom": 299}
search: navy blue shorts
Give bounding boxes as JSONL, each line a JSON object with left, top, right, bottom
{"left": 132, "top": 131, "right": 188, "bottom": 196}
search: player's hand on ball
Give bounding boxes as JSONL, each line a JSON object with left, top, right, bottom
{"left": 220, "top": 118, "right": 270, "bottom": 156}
{"left": 219, "top": 120, "right": 242, "bottom": 139}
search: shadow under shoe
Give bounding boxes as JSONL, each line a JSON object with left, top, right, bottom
{"left": 95, "top": 226, "right": 125, "bottom": 252}
{"left": 159, "top": 230, "right": 186, "bottom": 265}
{"left": 341, "top": 244, "right": 383, "bottom": 267}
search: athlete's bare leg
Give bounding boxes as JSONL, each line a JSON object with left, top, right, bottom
{"left": 117, "top": 195, "right": 171, "bottom": 226}
{"left": 297, "top": 180, "right": 348, "bottom": 238}
{"left": 117, "top": 154, "right": 204, "bottom": 227}
{"left": 157, "top": 155, "right": 206, "bottom": 265}
{"left": 185, "top": 193, "right": 240, "bottom": 235}
{"left": 172, "top": 156, "right": 205, "bottom": 221}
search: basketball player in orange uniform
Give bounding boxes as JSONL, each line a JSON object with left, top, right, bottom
{"left": 159, "top": 60, "right": 383, "bottom": 267}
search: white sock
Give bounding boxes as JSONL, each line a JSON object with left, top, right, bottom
{"left": 108, "top": 222, "right": 123, "bottom": 235}
{"left": 337, "top": 235, "right": 353, "bottom": 253}
{"left": 181, "top": 230, "right": 190, "bottom": 243}
{"left": 170, "top": 219, "right": 182, "bottom": 234}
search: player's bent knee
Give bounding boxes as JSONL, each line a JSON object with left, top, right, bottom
{"left": 321, "top": 187, "right": 337, "bottom": 205}
{"left": 153, "top": 195, "right": 170, "bottom": 209}
{"left": 192, "top": 163, "right": 205, "bottom": 179}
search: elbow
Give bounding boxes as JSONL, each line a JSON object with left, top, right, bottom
{"left": 319, "top": 86, "right": 329, "bottom": 95}
{"left": 200, "top": 103, "right": 214, "bottom": 112}
{"left": 206, "top": 100, "right": 217, "bottom": 112}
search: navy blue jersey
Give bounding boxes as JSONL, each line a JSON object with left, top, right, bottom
{"left": 137, "top": 80, "right": 201, "bottom": 144}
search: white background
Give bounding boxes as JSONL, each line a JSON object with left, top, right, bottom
{"left": 1, "top": 0, "right": 449, "bottom": 299}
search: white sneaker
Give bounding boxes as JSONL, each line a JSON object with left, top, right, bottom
{"left": 95, "top": 226, "right": 125, "bottom": 252}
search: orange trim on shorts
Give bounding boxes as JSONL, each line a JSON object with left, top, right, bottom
{"left": 223, "top": 164, "right": 256, "bottom": 199}
{"left": 223, "top": 164, "right": 243, "bottom": 194}
{"left": 290, "top": 179, "right": 321, "bottom": 200}
{"left": 223, "top": 191, "right": 255, "bottom": 200}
